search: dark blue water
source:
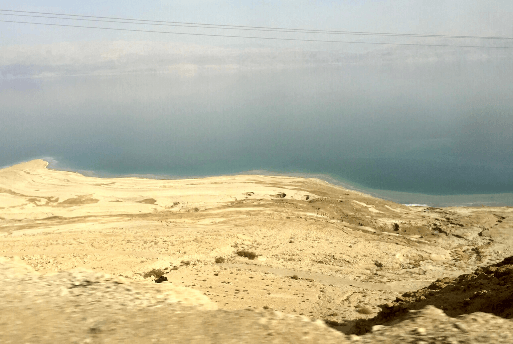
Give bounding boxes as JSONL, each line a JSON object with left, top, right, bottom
{"left": 1, "top": 63, "right": 512, "bottom": 206}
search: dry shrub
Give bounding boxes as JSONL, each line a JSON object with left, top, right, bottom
{"left": 236, "top": 250, "right": 258, "bottom": 260}
{"left": 215, "top": 257, "right": 226, "bottom": 264}
{"left": 143, "top": 268, "right": 165, "bottom": 279}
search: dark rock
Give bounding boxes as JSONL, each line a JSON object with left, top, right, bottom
{"left": 154, "top": 276, "right": 168, "bottom": 283}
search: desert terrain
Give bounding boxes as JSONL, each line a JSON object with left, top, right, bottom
{"left": 1, "top": 159, "right": 512, "bottom": 343}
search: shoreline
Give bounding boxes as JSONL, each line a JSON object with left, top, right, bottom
{"left": 5, "top": 157, "right": 513, "bottom": 208}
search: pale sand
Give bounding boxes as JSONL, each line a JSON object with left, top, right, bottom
{"left": 1, "top": 159, "right": 512, "bottom": 331}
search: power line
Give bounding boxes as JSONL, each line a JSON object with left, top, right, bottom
{"left": 2, "top": 19, "right": 512, "bottom": 49}
{"left": 1, "top": 20, "right": 511, "bottom": 49}
{"left": 1, "top": 8, "right": 513, "bottom": 41}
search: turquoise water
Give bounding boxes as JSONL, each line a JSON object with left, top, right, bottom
{"left": 41, "top": 156, "right": 513, "bottom": 207}
{"left": 2, "top": 63, "right": 512, "bottom": 206}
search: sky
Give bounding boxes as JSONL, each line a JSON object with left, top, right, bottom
{"left": 2, "top": 1, "right": 513, "bottom": 47}
{"left": 2, "top": 0, "right": 512, "bottom": 76}
{"left": 1, "top": 1, "right": 513, "bottom": 200}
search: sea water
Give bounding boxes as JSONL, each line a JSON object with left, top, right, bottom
{"left": 38, "top": 156, "right": 513, "bottom": 207}
{"left": 2, "top": 64, "right": 512, "bottom": 207}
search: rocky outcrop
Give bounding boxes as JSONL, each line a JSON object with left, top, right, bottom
{"left": 353, "top": 305, "right": 512, "bottom": 343}
{"left": 353, "top": 256, "right": 513, "bottom": 334}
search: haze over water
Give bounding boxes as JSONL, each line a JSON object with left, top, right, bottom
{"left": 1, "top": 2, "right": 512, "bottom": 206}
{"left": 3, "top": 59, "right": 512, "bottom": 206}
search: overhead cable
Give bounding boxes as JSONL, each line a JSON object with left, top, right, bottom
{"left": 1, "top": 9, "right": 512, "bottom": 41}
{"left": 2, "top": 19, "right": 512, "bottom": 49}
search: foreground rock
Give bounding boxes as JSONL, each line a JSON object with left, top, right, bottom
{"left": 354, "top": 256, "right": 513, "bottom": 335}
{"left": 1, "top": 258, "right": 512, "bottom": 343}
{"left": 354, "top": 306, "right": 512, "bottom": 343}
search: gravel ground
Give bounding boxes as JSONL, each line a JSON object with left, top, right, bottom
{"left": 1, "top": 257, "right": 512, "bottom": 343}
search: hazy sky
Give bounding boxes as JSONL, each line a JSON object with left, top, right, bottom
{"left": 2, "top": 1, "right": 512, "bottom": 74}
{"left": 1, "top": 1, "right": 512, "bottom": 196}
{"left": 1, "top": 1, "right": 513, "bottom": 45}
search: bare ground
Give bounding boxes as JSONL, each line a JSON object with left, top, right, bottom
{"left": 1, "top": 160, "right": 512, "bottom": 342}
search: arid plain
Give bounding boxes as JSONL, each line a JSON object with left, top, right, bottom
{"left": 1, "top": 159, "right": 512, "bottom": 342}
